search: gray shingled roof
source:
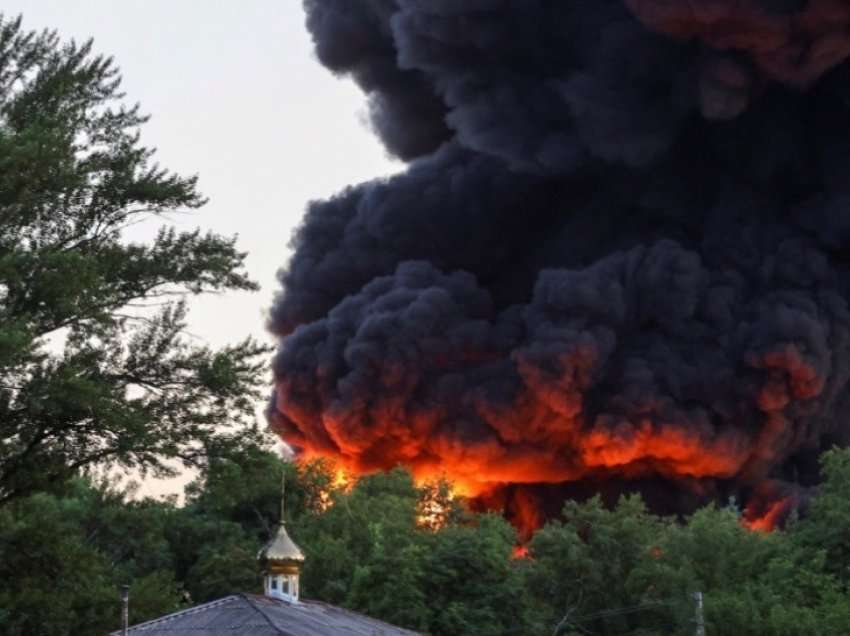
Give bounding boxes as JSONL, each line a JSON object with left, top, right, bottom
{"left": 109, "top": 594, "right": 422, "bottom": 636}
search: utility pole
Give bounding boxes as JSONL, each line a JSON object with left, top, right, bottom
{"left": 693, "top": 591, "right": 706, "bottom": 636}
{"left": 120, "top": 585, "right": 130, "bottom": 636}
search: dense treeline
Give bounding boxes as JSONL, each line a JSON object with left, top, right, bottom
{"left": 4, "top": 443, "right": 850, "bottom": 635}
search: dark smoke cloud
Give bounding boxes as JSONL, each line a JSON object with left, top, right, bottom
{"left": 303, "top": 0, "right": 449, "bottom": 158}
{"left": 269, "top": 0, "right": 850, "bottom": 526}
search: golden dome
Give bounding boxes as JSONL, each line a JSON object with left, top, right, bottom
{"left": 258, "top": 522, "right": 305, "bottom": 565}
{"left": 258, "top": 471, "right": 305, "bottom": 567}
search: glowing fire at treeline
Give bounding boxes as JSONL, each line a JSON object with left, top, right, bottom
{"left": 310, "top": 461, "right": 787, "bottom": 537}
{"left": 311, "top": 463, "right": 459, "bottom": 530}
{"left": 270, "top": 1, "right": 850, "bottom": 535}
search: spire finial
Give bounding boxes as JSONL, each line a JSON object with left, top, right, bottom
{"left": 280, "top": 469, "right": 286, "bottom": 524}
{"left": 259, "top": 466, "right": 305, "bottom": 602}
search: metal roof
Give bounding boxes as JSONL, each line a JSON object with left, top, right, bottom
{"left": 109, "top": 594, "right": 422, "bottom": 636}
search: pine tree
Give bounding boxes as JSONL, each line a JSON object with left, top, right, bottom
{"left": 0, "top": 14, "right": 268, "bottom": 504}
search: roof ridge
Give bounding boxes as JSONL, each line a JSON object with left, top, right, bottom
{"left": 241, "top": 593, "right": 290, "bottom": 636}
{"left": 109, "top": 595, "right": 243, "bottom": 633}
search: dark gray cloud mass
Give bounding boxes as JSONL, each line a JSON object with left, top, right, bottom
{"left": 269, "top": 0, "right": 850, "bottom": 529}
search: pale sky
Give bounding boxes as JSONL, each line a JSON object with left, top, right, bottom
{"left": 6, "top": 1, "right": 401, "bottom": 495}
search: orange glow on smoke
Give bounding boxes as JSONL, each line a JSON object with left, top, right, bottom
{"left": 625, "top": 0, "right": 850, "bottom": 87}
{"left": 273, "top": 344, "right": 805, "bottom": 536}
{"left": 278, "top": 399, "right": 786, "bottom": 535}
{"left": 282, "top": 412, "right": 754, "bottom": 500}
{"left": 580, "top": 423, "right": 749, "bottom": 478}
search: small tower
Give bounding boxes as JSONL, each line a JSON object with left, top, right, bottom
{"left": 258, "top": 472, "right": 305, "bottom": 602}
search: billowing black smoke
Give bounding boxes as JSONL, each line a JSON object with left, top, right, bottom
{"left": 268, "top": 0, "right": 850, "bottom": 530}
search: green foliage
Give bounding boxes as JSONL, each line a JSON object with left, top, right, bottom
{"left": 0, "top": 483, "right": 179, "bottom": 636}
{"left": 184, "top": 539, "right": 260, "bottom": 602}
{"left": 520, "top": 459, "right": 850, "bottom": 636}
{"left": 0, "top": 445, "right": 297, "bottom": 635}
{"left": 423, "top": 514, "right": 525, "bottom": 636}
{"left": 295, "top": 468, "right": 528, "bottom": 635}
{"left": 0, "top": 13, "right": 269, "bottom": 505}
{"left": 185, "top": 441, "right": 289, "bottom": 541}
{"left": 526, "top": 495, "right": 677, "bottom": 635}
{"left": 791, "top": 448, "right": 850, "bottom": 584}
{"left": 7, "top": 451, "right": 850, "bottom": 635}
{"left": 298, "top": 469, "right": 423, "bottom": 611}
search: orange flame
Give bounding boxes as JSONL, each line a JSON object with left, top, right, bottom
{"left": 274, "top": 350, "right": 808, "bottom": 536}
{"left": 742, "top": 496, "right": 793, "bottom": 532}
{"left": 511, "top": 545, "right": 530, "bottom": 560}
{"left": 314, "top": 465, "right": 353, "bottom": 511}
{"left": 416, "top": 482, "right": 458, "bottom": 530}
{"left": 332, "top": 467, "right": 351, "bottom": 490}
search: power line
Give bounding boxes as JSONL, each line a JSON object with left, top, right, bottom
{"left": 559, "top": 594, "right": 704, "bottom": 636}
{"left": 571, "top": 599, "right": 674, "bottom": 622}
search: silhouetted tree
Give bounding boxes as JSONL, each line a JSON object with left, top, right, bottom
{"left": 0, "top": 14, "right": 268, "bottom": 504}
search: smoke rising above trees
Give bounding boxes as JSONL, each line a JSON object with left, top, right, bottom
{"left": 269, "top": 0, "right": 850, "bottom": 526}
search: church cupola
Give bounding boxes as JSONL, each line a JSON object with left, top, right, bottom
{"left": 258, "top": 473, "right": 305, "bottom": 602}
